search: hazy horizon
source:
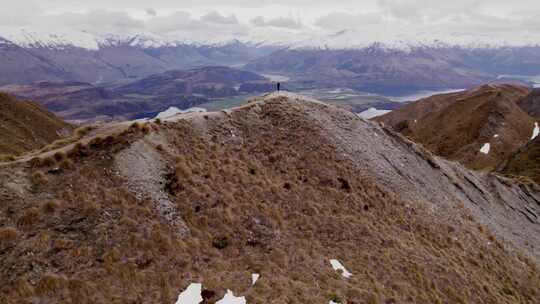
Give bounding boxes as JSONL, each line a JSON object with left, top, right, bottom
{"left": 2, "top": 0, "right": 540, "bottom": 48}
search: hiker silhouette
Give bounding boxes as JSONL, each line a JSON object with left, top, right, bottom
{"left": 277, "top": 82, "right": 281, "bottom": 91}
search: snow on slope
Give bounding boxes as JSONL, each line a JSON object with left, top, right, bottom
{"left": 175, "top": 283, "right": 203, "bottom": 304}
{"left": 532, "top": 122, "right": 539, "bottom": 140}
{"left": 155, "top": 107, "right": 207, "bottom": 120}
{"left": 4, "top": 23, "right": 540, "bottom": 51}
{"left": 329, "top": 259, "right": 352, "bottom": 278}
{"left": 357, "top": 108, "right": 392, "bottom": 119}
{"left": 216, "top": 290, "right": 246, "bottom": 304}
{"left": 0, "top": 27, "right": 101, "bottom": 50}
{"left": 480, "top": 143, "right": 491, "bottom": 154}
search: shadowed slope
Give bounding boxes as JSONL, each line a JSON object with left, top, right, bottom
{"left": 0, "top": 93, "right": 73, "bottom": 155}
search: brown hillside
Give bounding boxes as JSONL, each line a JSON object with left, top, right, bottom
{"left": 518, "top": 88, "right": 540, "bottom": 119}
{"left": 0, "top": 93, "right": 539, "bottom": 303}
{"left": 0, "top": 93, "right": 73, "bottom": 156}
{"left": 377, "top": 84, "right": 534, "bottom": 170}
{"left": 500, "top": 135, "right": 540, "bottom": 184}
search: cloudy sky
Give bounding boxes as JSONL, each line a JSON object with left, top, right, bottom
{"left": 1, "top": 0, "right": 540, "bottom": 48}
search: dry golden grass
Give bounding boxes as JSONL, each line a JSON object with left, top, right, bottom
{"left": 141, "top": 124, "right": 151, "bottom": 134}
{"left": 17, "top": 207, "right": 40, "bottom": 226}
{"left": 36, "top": 273, "right": 67, "bottom": 296}
{"left": 42, "top": 200, "right": 61, "bottom": 213}
{"left": 30, "top": 171, "right": 48, "bottom": 186}
{"left": 38, "top": 125, "right": 97, "bottom": 154}
{"left": 129, "top": 122, "right": 142, "bottom": 132}
{"left": 0, "top": 227, "right": 19, "bottom": 244}
{"left": 0, "top": 101, "right": 539, "bottom": 303}
{"left": 53, "top": 151, "right": 67, "bottom": 162}
{"left": 0, "top": 154, "right": 16, "bottom": 162}
{"left": 67, "top": 142, "right": 88, "bottom": 158}
{"left": 59, "top": 158, "right": 74, "bottom": 171}
{"left": 41, "top": 155, "right": 57, "bottom": 167}
{"left": 75, "top": 125, "right": 96, "bottom": 137}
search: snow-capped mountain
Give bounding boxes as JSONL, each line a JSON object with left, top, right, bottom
{"left": 3, "top": 27, "right": 540, "bottom": 93}
{"left": 3, "top": 26, "right": 540, "bottom": 52}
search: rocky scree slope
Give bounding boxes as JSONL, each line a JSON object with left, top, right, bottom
{"left": 0, "top": 93, "right": 73, "bottom": 156}
{"left": 376, "top": 84, "right": 535, "bottom": 170}
{"left": 0, "top": 92, "right": 539, "bottom": 303}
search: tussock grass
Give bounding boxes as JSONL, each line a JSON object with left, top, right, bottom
{"left": 75, "top": 125, "right": 96, "bottom": 137}
{"left": 0, "top": 154, "right": 16, "bottom": 162}
{"left": 40, "top": 156, "right": 56, "bottom": 167}
{"left": 36, "top": 273, "right": 67, "bottom": 296}
{"left": 39, "top": 125, "right": 97, "bottom": 154}
{"left": 1, "top": 101, "right": 539, "bottom": 303}
{"left": 0, "top": 227, "right": 19, "bottom": 245}
{"left": 30, "top": 171, "right": 48, "bottom": 186}
{"left": 42, "top": 200, "right": 61, "bottom": 213}
{"left": 59, "top": 158, "right": 74, "bottom": 171}
{"left": 29, "top": 156, "right": 42, "bottom": 167}
{"left": 53, "top": 151, "right": 66, "bottom": 162}
{"left": 129, "top": 122, "right": 142, "bottom": 132}
{"left": 17, "top": 207, "right": 40, "bottom": 226}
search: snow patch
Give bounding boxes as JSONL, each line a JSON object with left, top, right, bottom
{"left": 329, "top": 259, "right": 352, "bottom": 278}
{"left": 493, "top": 134, "right": 499, "bottom": 138}
{"left": 175, "top": 283, "right": 203, "bottom": 304}
{"left": 329, "top": 301, "right": 339, "bottom": 304}
{"left": 216, "top": 290, "right": 246, "bottom": 304}
{"left": 532, "top": 122, "right": 539, "bottom": 140}
{"left": 480, "top": 143, "right": 491, "bottom": 154}
{"left": 357, "top": 108, "right": 391, "bottom": 119}
{"left": 155, "top": 106, "right": 206, "bottom": 119}
{"left": 251, "top": 273, "right": 260, "bottom": 285}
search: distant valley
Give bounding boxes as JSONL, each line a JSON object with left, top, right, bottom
{"left": 0, "top": 66, "right": 274, "bottom": 121}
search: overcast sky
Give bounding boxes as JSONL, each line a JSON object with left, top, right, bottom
{"left": 2, "top": 0, "right": 540, "bottom": 47}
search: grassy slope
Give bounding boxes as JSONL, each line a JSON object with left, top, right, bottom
{"left": 0, "top": 93, "right": 73, "bottom": 155}
{"left": 0, "top": 98, "right": 538, "bottom": 303}
{"left": 377, "top": 84, "right": 533, "bottom": 170}
{"left": 501, "top": 136, "right": 540, "bottom": 184}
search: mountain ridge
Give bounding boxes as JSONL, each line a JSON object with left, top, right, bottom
{"left": 376, "top": 84, "right": 537, "bottom": 170}
{"left": 0, "top": 93, "right": 73, "bottom": 156}
{"left": 0, "top": 93, "right": 538, "bottom": 303}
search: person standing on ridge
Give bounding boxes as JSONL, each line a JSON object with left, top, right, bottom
{"left": 277, "top": 82, "right": 281, "bottom": 92}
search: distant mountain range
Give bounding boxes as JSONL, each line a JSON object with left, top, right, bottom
{"left": 246, "top": 46, "right": 540, "bottom": 94}
{"left": 4, "top": 32, "right": 540, "bottom": 95}
{"left": 0, "top": 35, "right": 277, "bottom": 86}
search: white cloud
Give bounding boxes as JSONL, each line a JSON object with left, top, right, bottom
{"left": 0, "top": 1, "right": 43, "bottom": 26}
{"left": 2, "top": 0, "right": 540, "bottom": 47}
{"left": 145, "top": 11, "right": 248, "bottom": 41}
{"left": 201, "top": 11, "right": 239, "bottom": 24}
{"left": 251, "top": 16, "right": 303, "bottom": 29}
{"left": 145, "top": 8, "right": 157, "bottom": 16}
{"left": 58, "top": 10, "right": 145, "bottom": 32}
{"left": 315, "top": 12, "right": 382, "bottom": 30}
